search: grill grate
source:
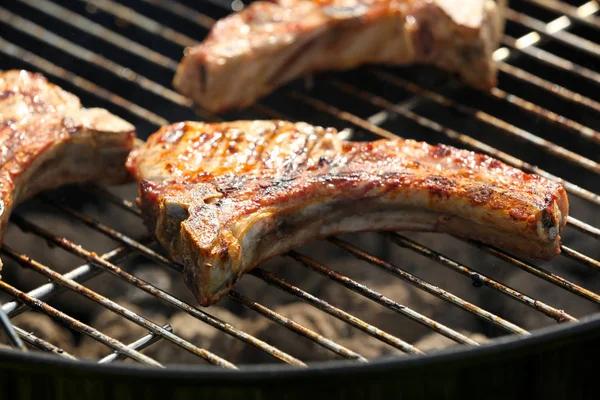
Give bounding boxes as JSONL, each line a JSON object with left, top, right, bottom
{"left": 0, "top": 0, "right": 599, "bottom": 368}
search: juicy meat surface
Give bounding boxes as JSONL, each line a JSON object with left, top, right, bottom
{"left": 0, "top": 70, "right": 136, "bottom": 266}
{"left": 173, "top": 0, "right": 507, "bottom": 113}
{"left": 127, "top": 120, "right": 569, "bottom": 307}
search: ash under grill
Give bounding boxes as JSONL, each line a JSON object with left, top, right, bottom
{"left": 0, "top": 0, "right": 599, "bottom": 369}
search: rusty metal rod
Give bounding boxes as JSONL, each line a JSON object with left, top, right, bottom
{"left": 10, "top": 215, "right": 305, "bottom": 367}
{"left": 560, "top": 246, "right": 600, "bottom": 270}
{"left": 567, "top": 217, "right": 600, "bottom": 240}
{"left": 506, "top": 8, "right": 600, "bottom": 59}
{"left": 497, "top": 62, "right": 600, "bottom": 115}
{"left": 13, "top": 325, "right": 76, "bottom": 360}
{"left": 507, "top": 7, "right": 600, "bottom": 56}
{"left": 2, "top": 243, "right": 141, "bottom": 318}
{"left": 226, "top": 291, "right": 368, "bottom": 361}
{"left": 84, "top": 0, "right": 197, "bottom": 47}
{"left": 487, "top": 85, "right": 600, "bottom": 144}
{"left": 0, "top": 307, "right": 27, "bottom": 351}
{"left": 287, "top": 251, "right": 481, "bottom": 345}
{"left": 503, "top": 35, "right": 600, "bottom": 86}
{"left": 526, "top": 0, "right": 600, "bottom": 31}
{"left": 42, "top": 196, "right": 165, "bottom": 266}
{"left": 372, "top": 69, "right": 600, "bottom": 160}
{"left": 80, "top": 185, "right": 142, "bottom": 217}
{"left": 250, "top": 268, "right": 424, "bottom": 354}
{"left": 0, "top": 8, "right": 195, "bottom": 110}
{"left": 27, "top": 0, "right": 224, "bottom": 125}
{"left": 54, "top": 187, "right": 600, "bottom": 322}
{"left": 386, "top": 233, "right": 578, "bottom": 323}
{"left": 465, "top": 239, "right": 600, "bottom": 304}
{"left": 0, "top": 279, "right": 163, "bottom": 367}
{"left": 99, "top": 324, "right": 173, "bottom": 364}
{"left": 139, "top": 0, "right": 215, "bottom": 29}
{"left": 45, "top": 197, "right": 378, "bottom": 362}
{"left": 2, "top": 245, "right": 238, "bottom": 369}
{"left": 296, "top": 85, "right": 600, "bottom": 207}
{"left": 328, "top": 237, "right": 529, "bottom": 335}
{"left": 21, "top": 0, "right": 179, "bottom": 70}
{"left": 0, "top": 37, "right": 167, "bottom": 127}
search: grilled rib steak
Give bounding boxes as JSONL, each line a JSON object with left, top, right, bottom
{"left": 173, "top": 0, "right": 506, "bottom": 113}
{"left": 0, "top": 70, "right": 136, "bottom": 266}
{"left": 127, "top": 120, "right": 568, "bottom": 306}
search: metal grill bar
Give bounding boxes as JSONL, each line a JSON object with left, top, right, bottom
{"left": 2, "top": 243, "right": 240, "bottom": 369}
{"left": 139, "top": 0, "right": 216, "bottom": 29}
{"left": 82, "top": 185, "right": 141, "bottom": 217}
{"left": 8, "top": 216, "right": 304, "bottom": 367}
{"left": 226, "top": 291, "right": 367, "bottom": 361}
{"left": 44, "top": 192, "right": 438, "bottom": 357}
{"left": 506, "top": 8, "right": 600, "bottom": 58}
{"left": 0, "top": 308, "right": 27, "bottom": 351}
{"left": 0, "top": 278, "right": 163, "bottom": 367}
{"left": 206, "top": 0, "right": 600, "bottom": 121}
{"left": 13, "top": 326, "right": 76, "bottom": 359}
{"left": 2, "top": 244, "right": 140, "bottom": 318}
{"left": 485, "top": 85, "right": 600, "bottom": 145}
{"left": 249, "top": 268, "right": 424, "bottom": 355}
{"left": 84, "top": 0, "right": 199, "bottom": 48}
{"left": 74, "top": 174, "right": 589, "bottom": 356}
{"left": 559, "top": 246, "right": 600, "bottom": 270}
{"left": 37, "top": 192, "right": 425, "bottom": 357}
{"left": 45, "top": 195, "right": 478, "bottom": 348}
{"left": 287, "top": 251, "right": 481, "bottom": 345}
{"left": 150, "top": 0, "right": 600, "bottom": 134}
{"left": 42, "top": 197, "right": 374, "bottom": 361}
{"left": 290, "top": 88, "right": 600, "bottom": 207}
{"left": 504, "top": 34, "right": 600, "bottom": 85}
{"left": 496, "top": 62, "right": 600, "bottom": 115}
{"left": 0, "top": 7, "right": 194, "bottom": 108}
{"left": 465, "top": 240, "right": 600, "bottom": 303}
{"left": 568, "top": 217, "right": 600, "bottom": 240}
{"left": 0, "top": 37, "right": 168, "bottom": 127}
{"left": 99, "top": 325, "right": 172, "bottom": 364}
{"left": 22, "top": 0, "right": 179, "bottom": 71}
{"left": 385, "top": 234, "right": 577, "bottom": 323}
{"left": 527, "top": 0, "right": 600, "bottom": 30}
{"left": 370, "top": 69, "right": 600, "bottom": 169}
{"left": 328, "top": 238, "right": 529, "bottom": 335}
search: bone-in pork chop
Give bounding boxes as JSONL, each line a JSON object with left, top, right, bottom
{"left": 127, "top": 120, "right": 568, "bottom": 306}
{"left": 0, "top": 70, "right": 136, "bottom": 267}
{"left": 173, "top": 0, "right": 507, "bottom": 113}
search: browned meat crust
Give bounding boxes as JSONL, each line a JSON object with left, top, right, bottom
{"left": 127, "top": 120, "right": 568, "bottom": 306}
{"left": 173, "top": 0, "right": 506, "bottom": 113}
{"left": 0, "top": 70, "right": 136, "bottom": 266}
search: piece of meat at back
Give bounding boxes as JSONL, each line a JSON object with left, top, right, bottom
{"left": 173, "top": 0, "right": 506, "bottom": 113}
{"left": 127, "top": 120, "right": 568, "bottom": 306}
{"left": 0, "top": 70, "right": 136, "bottom": 266}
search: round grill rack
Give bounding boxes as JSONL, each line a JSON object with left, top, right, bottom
{"left": 0, "top": 0, "right": 599, "bottom": 398}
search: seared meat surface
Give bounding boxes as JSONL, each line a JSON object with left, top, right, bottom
{"left": 174, "top": 0, "right": 506, "bottom": 113}
{"left": 127, "top": 120, "right": 568, "bottom": 306}
{"left": 0, "top": 70, "right": 135, "bottom": 266}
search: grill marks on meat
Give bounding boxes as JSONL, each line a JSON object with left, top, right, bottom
{"left": 0, "top": 70, "right": 136, "bottom": 266}
{"left": 127, "top": 120, "right": 569, "bottom": 307}
{"left": 173, "top": 0, "right": 507, "bottom": 113}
